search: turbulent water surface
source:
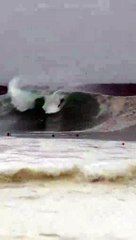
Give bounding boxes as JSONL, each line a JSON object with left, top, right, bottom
{"left": 0, "top": 137, "right": 136, "bottom": 240}
{"left": 0, "top": 78, "right": 136, "bottom": 138}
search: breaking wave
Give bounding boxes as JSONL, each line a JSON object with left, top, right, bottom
{"left": 0, "top": 136, "right": 135, "bottom": 185}
{"left": 0, "top": 163, "right": 136, "bottom": 184}
{"left": 0, "top": 77, "right": 136, "bottom": 133}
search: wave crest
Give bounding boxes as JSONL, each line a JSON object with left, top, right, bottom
{"left": 8, "top": 77, "right": 66, "bottom": 114}
{"left": 0, "top": 164, "right": 136, "bottom": 184}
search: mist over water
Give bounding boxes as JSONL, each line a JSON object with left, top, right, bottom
{"left": 0, "top": 0, "right": 136, "bottom": 86}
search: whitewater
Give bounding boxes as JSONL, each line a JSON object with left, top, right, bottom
{"left": 0, "top": 136, "right": 136, "bottom": 240}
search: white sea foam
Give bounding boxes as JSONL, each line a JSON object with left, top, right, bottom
{"left": 0, "top": 137, "right": 136, "bottom": 240}
{"left": 8, "top": 77, "right": 65, "bottom": 114}
{"left": 43, "top": 90, "right": 65, "bottom": 114}
{"left": 0, "top": 137, "right": 135, "bottom": 182}
{"left": 8, "top": 77, "right": 37, "bottom": 112}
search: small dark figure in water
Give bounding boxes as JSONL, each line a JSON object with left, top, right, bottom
{"left": 7, "top": 132, "right": 11, "bottom": 137}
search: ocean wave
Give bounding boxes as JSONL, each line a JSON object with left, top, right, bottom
{"left": 0, "top": 137, "right": 135, "bottom": 184}
{"left": 0, "top": 77, "right": 136, "bottom": 133}
{"left": 8, "top": 77, "right": 66, "bottom": 114}
{"left": 0, "top": 164, "right": 136, "bottom": 184}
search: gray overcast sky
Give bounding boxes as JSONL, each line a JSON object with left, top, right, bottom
{"left": 0, "top": 0, "right": 136, "bottom": 84}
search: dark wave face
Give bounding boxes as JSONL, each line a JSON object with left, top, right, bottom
{"left": 1, "top": 83, "right": 136, "bottom": 96}
{"left": 0, "top": 86, "right": 7, "bottom": 95}
{"left": 0, "top": 92, "right": 102, "bottom": 132}
{"left": 76, "top": 84, "right": 136, "bottom": 96}
{"left": 0, "top": 82, "right": 136, "bottom": 139}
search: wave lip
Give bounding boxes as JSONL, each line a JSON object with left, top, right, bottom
{"left": 8, "top": 77, "right": 39, "bottom": 112}
{"left": 8, "top": 77, "right": 66, "bottom": 114}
